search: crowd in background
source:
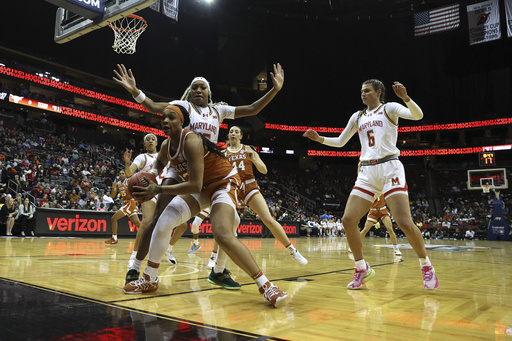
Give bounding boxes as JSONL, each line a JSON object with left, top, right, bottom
{"left": 0, "top": 121, "right": 510, "bottom": 240}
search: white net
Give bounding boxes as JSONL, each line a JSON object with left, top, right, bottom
{"left": 482, "top": 184, "right": 492, "bottom": 193}
{"left": 108, "top": 14, "right": 147, "bottom": 54}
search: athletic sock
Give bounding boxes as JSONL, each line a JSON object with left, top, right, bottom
{"left": 419, "top": 256, "right": 431, "bottom": 267}
{"left": 355, "top": 259, "right": 367, "bottom": 270}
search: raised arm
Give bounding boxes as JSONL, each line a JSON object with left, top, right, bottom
{"left": 124, "top": 149, "right": 138, "bottom": 177}
{"left": 234, "top": 63, "right": 284, "bottom": 118}
{"left": 113, "top": 64, "right": 169, "bottom": 114}
{"left": 392, "top": 81, "right": 423, "bottom": 120}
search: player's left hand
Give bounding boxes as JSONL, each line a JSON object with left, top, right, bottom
{"left": 270, "top": 63, "right": 284, "bottom": 92}
{"left": 133, "top": 183, "right": 158, "bottom": 201}
{"left": 392, "top": 81, "right": 410, "bottom": 102}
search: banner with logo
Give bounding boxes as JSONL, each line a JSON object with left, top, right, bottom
{"left": 505, "top": 0, "right": 512, "bottom": 37}
{"left": 150, "top": 0, "right": 160, "bottom": 12}
{"left": 35, "top": 208, "right": 300, "bottom": 238}
{"left": 162, "top": 0, "right": 179, "bottom": 22}
{"left": 467, "top": 0, "right": 501, "bottom": 45}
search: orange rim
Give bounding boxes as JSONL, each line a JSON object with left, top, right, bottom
{"left": 108, "top": 14, "right": 148, "bottom": 33}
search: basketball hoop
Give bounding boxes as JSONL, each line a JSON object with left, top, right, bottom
{"left": 482, "top": 184, "right": 492, "bottom": 193}
{"left": 108, "top": 14, "right": 148, "bottom": 54}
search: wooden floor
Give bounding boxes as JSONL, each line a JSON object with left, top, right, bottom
{"left": 1, "top": 235, "right": 511, "bottom": 340}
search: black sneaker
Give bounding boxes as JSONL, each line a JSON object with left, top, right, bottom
{"left": 208, "top": 269, "right": 241, "bottom": 290}
{"left": 125, "top": 269, "right": 140, "bottom": 286}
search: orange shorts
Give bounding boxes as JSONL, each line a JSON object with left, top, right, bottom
{"left": 239, "top": 179, "right": 261, "bottom": 205}
{"left": 120, "top": 199, "right": 139, "bottom": 217}
{"left": 367, "top": 207, "right": 390, "bottom": 223}
{"left": 203, "top": 174, "right": 241, "bottom": 211}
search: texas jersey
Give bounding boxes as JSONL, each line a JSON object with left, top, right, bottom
{"left": 225, "top": 144, "right": 255, "bottom": 182}
{"left": 167, "top": 129, "right": 237, "bottom": 187}
{"left": 114, "top": 178, "right": 133, "bottom": 202}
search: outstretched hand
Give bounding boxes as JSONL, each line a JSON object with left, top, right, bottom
{"left": 123, "top": 149, "right": 132, "bottom": 163}
{"left": 303, "top": 129, "right": 321, "bottom": 143}
{"left": 270, "top": 63, "right": 284, "bottom": 92}
{"left": 392, "top": 81, "right": 410, "bottom": 102}
{"left": 113, "top": 64, "right": 138, "bottom": 96}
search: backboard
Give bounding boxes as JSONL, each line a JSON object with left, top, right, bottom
{"left": 52, "top": 0, "right": 157, "bottom": 43}
{"left": 467, "top": 168, "right": 508, "bottom": 190}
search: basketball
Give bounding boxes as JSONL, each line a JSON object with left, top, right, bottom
{"left": 127, "top": 171, "right": 157, "bottom": 202}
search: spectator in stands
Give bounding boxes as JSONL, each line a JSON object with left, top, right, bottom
{"left": 0, "top": 196, "right": 18, "bottom": 236}
{"left": 97, "top": 203, "right": 107, "bottom": 212}
{"left": 433, "top": 228, "right": 444, "bottom": 239}
{"left": 80, "top": 176, "right": 92, "bottom": 198}
{"left": 452, "top": 228, "right": 462, "bottom": 240}
{"left": 17, "top": 197, "right": 35, "bottom": 237}
{"left": 422, "top": 229, "right": 431, "bottom": 239}
{"left": 465, "top": 229, "right": 475, "bottom": 240}
{"left": 69, "top": 189, "right": 79, "bottom": 205}
{"left": 38, "top": 193, "right": 49, "bottom": 207}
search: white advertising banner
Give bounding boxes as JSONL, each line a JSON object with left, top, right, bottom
{"left": 467, "top": 0, "right": 501, "bottom": 45}
{"left": 150, "top": 0, "right": 160, "bottom": 12}
{"left": 162, "top": 0, "right": 179, "bottom": 22}
{"left": 505, "top": 0, "right": 512, "bottom": 37}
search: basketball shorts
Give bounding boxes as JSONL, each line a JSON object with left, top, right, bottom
{"left": 121, "top": 199, "right": 139, "bottom": 217}
{"left": 239, "top": 178, "right": 261, "bottom": 205}
{"left": 352, "top": 160, "right": 408, "bottom": 202}
{"left": 367, "top": 207, "right": 391, "bottom": 223}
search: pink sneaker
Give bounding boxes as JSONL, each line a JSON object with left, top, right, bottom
{"left": 123, "top": 273, "right": 159, "bottom": 294}
{"left": 422, "top": 265, "right": 439, "bottom": 290}
{"left": 259, "top": 281, "right": 288, "bottom": 308}
{"left": 347, "top": 263, "right": 375, "bottom": 290}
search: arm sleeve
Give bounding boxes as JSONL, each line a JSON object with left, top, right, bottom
{"left": 321, "top": 112, "right": 359, "bottom": 148}
{"left": 387, "top": 100, "right": 423, "bottom": 121}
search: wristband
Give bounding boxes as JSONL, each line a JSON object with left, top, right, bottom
{"left": 149, "top": 168, "right": 158, "bottom": 176}
{"left": 133, "top": 90, "right": 146, "bottom": 103}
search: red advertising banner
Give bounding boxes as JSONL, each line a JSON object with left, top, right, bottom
{"left": 35, "top": 208, "right": 301, "bottom": 238}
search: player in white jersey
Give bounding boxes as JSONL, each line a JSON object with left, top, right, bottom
{"left": 123, "top": 133, "right": 160, "bottom": 269}
{"left": 303, "top": 79, "right": 438, "bottom": 291}
{"left": 113, "top": 63, "right": 285, "bottom": 283}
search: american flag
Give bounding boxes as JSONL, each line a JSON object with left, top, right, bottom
{"left": 414, "top": 3, "right": 460, "bottom": 37}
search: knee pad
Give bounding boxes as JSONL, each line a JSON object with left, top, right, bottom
{"left": 156, "top": 196, "right": 192, "bottom": 234}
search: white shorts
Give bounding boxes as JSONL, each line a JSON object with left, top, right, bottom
{"left": 351, "top": 160, "right": 408, "bottom": 202}
{"left": 189, "top": 192, "right": 210, "bottom": 211}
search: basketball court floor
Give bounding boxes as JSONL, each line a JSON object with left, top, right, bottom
{"left": 1, "top": 235, "right": 511, "bottom": 340}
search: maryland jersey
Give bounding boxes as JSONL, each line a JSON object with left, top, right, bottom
{"left": 167, "top": 129, "right": 237, "bottom": 188}
{"left": 133, "top": 152, "right": 158, "bottom": 172}
{"left": 169, "top": 100, "right": 235, "bottom": 143}
{"left": 225, "top": 144, "right": 255, "bottom": 183}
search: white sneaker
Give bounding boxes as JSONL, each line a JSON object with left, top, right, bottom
{"left": 207, "top": 256, "right": 216, "bottom": 269}
{"left": 394, "top": 248, "right": 402, "bottom": 256}
{"left": 165, "top": 250, "right": 177, "bottom": 264}
{"left": 290, "top": 249, "right": 308, "bottom": 265}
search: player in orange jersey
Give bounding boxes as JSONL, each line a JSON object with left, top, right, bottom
{"left": 104, "top": 170, "right": 141, "bottom": 245}
{"left": 123, "top": 105, "right": 288, "bottom": 308}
